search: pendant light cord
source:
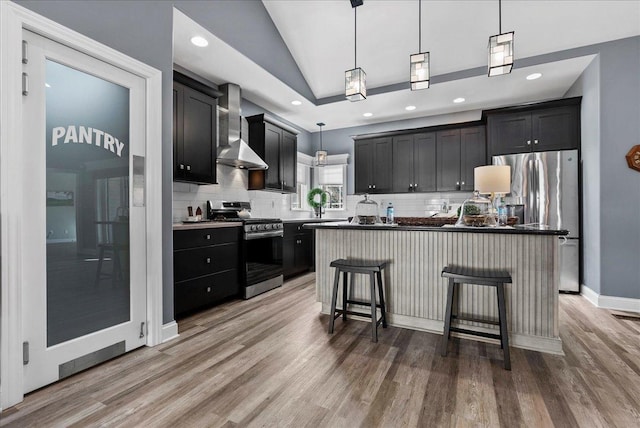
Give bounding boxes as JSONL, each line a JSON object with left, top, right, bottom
{"left": 354, "top": 8, "right": 357, "bottom": 68}
{"left": 499, "top": 0, "right": 502, "bottom": 34}
{"left": 418, "top": 0, "right": 422, "bottom": 52}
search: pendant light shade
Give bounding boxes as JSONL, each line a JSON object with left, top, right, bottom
{"left": 315, "top": 122, "right": 327, "bottom": 167}
{"left": 488, "top": 0, "right": 514, "bottom": 76}
{"left": 410, "top": 0, "right": 430, "bottom": 90}
{"left": 346, "top": 4, "right": 366, "bottom": 101}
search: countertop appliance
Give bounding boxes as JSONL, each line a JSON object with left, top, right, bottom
{"left": 494, "top": 150, "right": 580, "bottom": 292}
{"left": 207, "top": 201, "right": 283, "bottom": 298}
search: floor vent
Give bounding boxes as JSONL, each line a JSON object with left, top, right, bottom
{"left": 59, "top": 341, "right": 125, "bottom": 379}
{"left": 612, "top": 311, "right": 640, "bottom": 322}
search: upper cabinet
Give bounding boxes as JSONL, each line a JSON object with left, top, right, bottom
{"left": 487, "top": 98, "right": 581, "bottom": 156}
{"left": 247, "top": 114, "right": 297, "bottom": 193}
{"left": 354, "top": 137, "right": 393, "bottom": 194}
{"left": 436, "top": 126, "right": 486, "bottom": 192}
{"left": 392, "top": 133, "right": 436, "bottom": 193}
{"left": 173, "top": 75, "right": 220, "bottom": 185}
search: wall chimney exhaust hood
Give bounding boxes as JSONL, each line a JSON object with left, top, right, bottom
{"left": 217, "top": 83, "right": 268, "bottom": 170}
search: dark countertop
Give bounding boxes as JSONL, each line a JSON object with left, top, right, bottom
{"left": 303, "top": 221, "right": 569, "bottom": 236}
{"left": 282, "top": 218, "right": 346, "bottom": 223}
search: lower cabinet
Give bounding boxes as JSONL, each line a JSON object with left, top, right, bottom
{"left": 173, "top": 226, "right": 241, "bottom": 318}
{"left": 283, "top": 223, "right": 313, "bottom": 279}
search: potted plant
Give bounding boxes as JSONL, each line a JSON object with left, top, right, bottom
{"left": 307, "top": 188, "right": 328, "bottom": 218}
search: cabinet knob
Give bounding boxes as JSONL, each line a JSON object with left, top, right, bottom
{"left": 179, "top": 164, "right": 185, "bottom": 170}
{"left": 527, "top": 140, "right": 531, "bottom": 145}
{"left": 456, "top": 181, "right": 460, "bottom": 185}
{"left": 205, "top": 234, "right": 211, "bottom": 240}
{"left": 461, "top": 181, "right": 465, "bottom": 186}
{"left": 409, "top": 184, "right": 413, "bottom": 189}
{"left": 534, "top": 139, "right": 539, "bottom": 144}
{"left": 206, "top": 286, "right": 211, "bottom": 293}
{"left": 206, "top": 257, "right": 211, "bottom": 264}
{"left": 414, "top": 183, "right": 418, "bottom": 188}
{"left": 372, "top": 184, "right": 376, "bottom": 189}
{"left": 186, "top": 165, "right": 191, "bottom": 171}
{"left": 368, "top": 185, "right": 372, "bottom": 189}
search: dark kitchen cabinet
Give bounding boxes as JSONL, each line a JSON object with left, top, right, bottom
{"left": 487, "top": 101, "right": 580, "bottom": 156}
{"left": 283, "top": 222, "right": 312, "bottom": 279}
{"left": 393, "top": 133, "right": 436, "bottom": 193}
{"left": 437, "top": 126, "right": 486, "bottom": 191}
{"left": 354, "top": 137, "right": 393, "bottom": 194}
{"left": 173, "top": 226, "right": 241, "bottom": 318}
{"left": 247, "top": 114, "right": 297, "bottom": 193}
{"left": 173, "top": 81, "right": 217, "bottom": 185}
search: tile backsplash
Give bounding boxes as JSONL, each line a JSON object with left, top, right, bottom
{"left": 173, "top": 165, "right": 471, "bottom": 222}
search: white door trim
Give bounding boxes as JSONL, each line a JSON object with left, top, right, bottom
{"left": 0, "top": 1, "right": 164, "bottom": 410}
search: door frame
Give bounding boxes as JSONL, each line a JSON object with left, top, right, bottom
{"left": 0, "top": 2, "right": 164, "bottom": 409}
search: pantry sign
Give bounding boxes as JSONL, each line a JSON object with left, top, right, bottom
{"left": 46, "top": 60, "right": 129, "bottom": 169}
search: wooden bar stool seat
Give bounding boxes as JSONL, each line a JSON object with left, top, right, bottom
{"left": 328, "top": 259, "right": 388, "bottom": 342}
{"left": 441, "top": 265, "right": 512, "bottom": 370}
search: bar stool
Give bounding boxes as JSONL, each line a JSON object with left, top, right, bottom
{"left": 328, "top": 259, "right": 388, "bottom": 342}
{"left": 441, "top": 265, "right": 512, "bottom": 370}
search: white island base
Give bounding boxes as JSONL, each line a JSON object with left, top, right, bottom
{"left": 313, "top": 227, "right": 563, "bottom": 355}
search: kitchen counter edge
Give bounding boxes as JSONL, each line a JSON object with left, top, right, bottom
{"left": 303, "top": 222, "right": 569, "bottom": 236}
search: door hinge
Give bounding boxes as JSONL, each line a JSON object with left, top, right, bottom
{"left": 22, "top": 40, "right": 28, "bottom": 64}
{"left": 139, "top": 321, "right": 146, "bottom": 339}
{"left": 22, "top": 72, "right": 29, "bottom": 96}
{"left": 23, "top": 341, "right": 29, "bottom": 365}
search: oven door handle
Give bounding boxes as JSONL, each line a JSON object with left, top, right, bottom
{"left": 245, "top": 231, "right": 284, "bottom": 240}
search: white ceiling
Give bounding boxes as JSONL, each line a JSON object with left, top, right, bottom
{"left": 173, "top": 1, "right": 640, "bottom": 132}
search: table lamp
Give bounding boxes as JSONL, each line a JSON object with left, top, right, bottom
{"left": 474, "top": 165, "right": 511, "bottom": 226}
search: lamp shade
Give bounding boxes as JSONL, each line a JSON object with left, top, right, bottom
{"left": 474, "top": 165, "right": 511, "bottom": 194}
{"left": 345, "top": 67, "right": 366, "bottom": 101}
{"left": 488, "top": 31, "right": 514, "bottom": 76}
{"left": 410, "top": 52, "right": 430, "bottom": 90}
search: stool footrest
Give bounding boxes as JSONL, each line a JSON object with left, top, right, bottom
{"left": 345, "top": 299, "right": 383, "bottom": 309}
{"left": 452, "top": 314, "right": 500, "bottom": 326}
{"left": 450, "top": 326, "right": 501, "bottom": 341}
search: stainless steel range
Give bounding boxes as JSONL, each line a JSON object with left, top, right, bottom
{"left": 207, "top": 201, "right": 283, "bottom": 299}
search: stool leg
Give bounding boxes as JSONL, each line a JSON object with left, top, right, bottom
{"left": 328, "top": 268, "right": 341, "bottom": 334}
{"left": 441, "top": 278, "right": 455, "bottom": 356}
{"left": 496, "top": 282, "right": 511, "bottom": 370}
{"left": 342, "top": 271, "right": 348, "bottom": 321}
{"left": 369, "top": 272, "right": 378, "bottom": 342}
{"left": 95, "top": 246, "right": 105, "bottom": 285}
{"left": 376, "top": 271, "right": 387, "bottom": 328}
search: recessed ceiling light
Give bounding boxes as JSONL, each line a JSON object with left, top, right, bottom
{"left": 190, "top": 36, "right": 209, "bottom": 47}
{"left": 453, "top": 97, "right": 465, "bottom": 103}
{"left": 526, "top": 72, "right": 542, "bottom": 80}
{"left": 45, "top": 83, "right": 51, "bottom": 88}
{"left": 291, "top": 100, "right": 302, "bottom": 106}
{"left": 363, "top": 112, "right": 373, "bottom": 117}
{"left": 405, "top": 105, "right": 416, "bottom": 111}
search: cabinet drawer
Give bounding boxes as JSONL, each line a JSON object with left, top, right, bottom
{"left": 174, "top": 269, "right": 239, "bottom": 317}
{"left": 283, "top": 222, "right": 307, "bottom": 238}
{"left": 174, "top": 243, "right": 238, "bottom": 281}
{"left": 173, "top": 227, "right": 239, "bottom": 250}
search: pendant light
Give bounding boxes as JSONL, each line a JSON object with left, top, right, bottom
{"left": 315, "top": 122, "right": 327, "bottom": 167}
{"left": 488, "top": 0, "right": 514, "bottom": 77}
{"left": 345, "top": 2, "right": 366, "bottom": 101}
{"left": 410, "top": 0, "right": 430, "bottom": 90}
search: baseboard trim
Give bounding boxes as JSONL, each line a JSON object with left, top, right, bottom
{"left": 321, "top": 304, "right": 564, "bottom": 355}
{"left": 161, "top": 321, "right": 179, "bottom": 343}
{"left": 581, "top": 285, "right": 640, "bottom": 313}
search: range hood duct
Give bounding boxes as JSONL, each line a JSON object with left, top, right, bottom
{"left": 217, "top": 83, "right": 268, "bottom": 170}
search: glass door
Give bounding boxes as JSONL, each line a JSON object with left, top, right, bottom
{"left": 21, "top": 30, "right": 147, "bottom": 393}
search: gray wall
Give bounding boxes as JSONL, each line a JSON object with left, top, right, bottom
{"left": 565, "top": 56, "right": 601, "bottom": 294}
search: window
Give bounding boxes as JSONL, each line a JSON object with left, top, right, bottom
{"left": 316, "top": 165, "right": 345, "bottom": 210}
{"left": 291, "top": 154, "right": 312, "bottom": 210}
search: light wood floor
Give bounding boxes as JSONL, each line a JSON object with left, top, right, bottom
{"left": 2, "top": 273, "right": 639, "bottom": 427}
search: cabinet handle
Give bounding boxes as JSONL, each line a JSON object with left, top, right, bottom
{"left": 534, "top": 139, "right": 539, "bottom": 145}
{"left": 206, "top": 257, "right": 211, "bottom": 264}
{"left": 206, "top": 286, "right": 211, "bottom": 293}
{"left": 186, "top": 165, "right": 191, "bottom": 171}
{"left": 461, "top": 181, "right": 465, "bottom": 186}
{"left": 527, "top": 140, "right": 531, "bottom": 145}
{"left": 414, "top": 183, "right": 418, "bottom": 189}
{"left": 205, "top": 234, "right": 211, "bottom": 240}
{"left": 368, "top": 185, "right": 372, "bottom": 189}
{"left": 456, "top": 181, "right": 460, "bottom": 185}
{"left": 372, "top": 184, "right": 376, "bottom": 189}
{"left": 179, "top": 164, "right": 185, "bottom": 170}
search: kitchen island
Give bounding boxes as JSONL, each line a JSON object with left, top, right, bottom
{"left": 305, "top": 222, "right": 568, "bottom": 355}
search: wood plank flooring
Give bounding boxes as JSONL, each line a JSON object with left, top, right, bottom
{"left": 2, "top": 273, "right": 639, "bottom": 427}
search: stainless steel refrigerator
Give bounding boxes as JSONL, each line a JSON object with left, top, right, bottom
{"left": 493, "top": 150, "right": 580, "bottom": 292}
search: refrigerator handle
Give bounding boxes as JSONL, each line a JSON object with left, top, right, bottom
{"left": 559, "top": 236, "right": 567, "bottom": 245}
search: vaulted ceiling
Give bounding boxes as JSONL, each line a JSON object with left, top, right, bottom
{"left": 173, "top": 0, "right": 640, "bottom": 131}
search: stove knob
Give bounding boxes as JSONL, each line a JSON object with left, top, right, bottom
{"left": 251, "top": 225, "right": 257, "bottom": 231}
